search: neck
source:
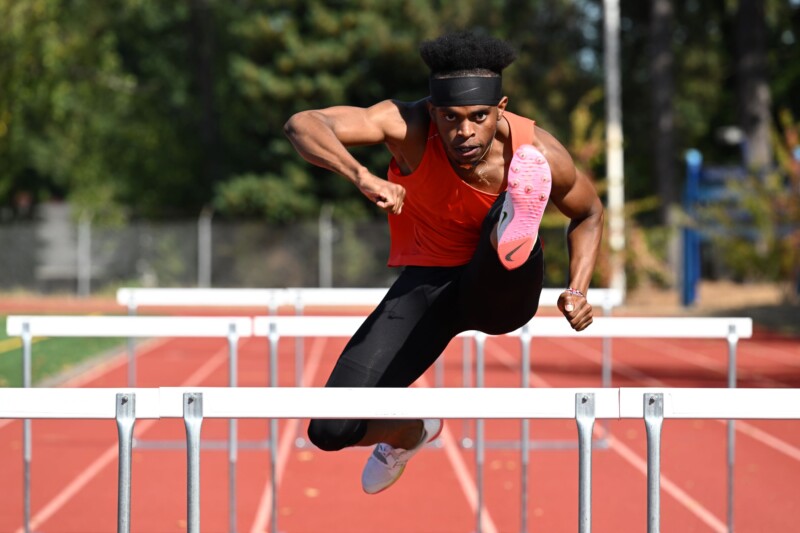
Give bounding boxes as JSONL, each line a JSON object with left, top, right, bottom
{"left": 457, "top": 137, "right": 495, "bottom": 172}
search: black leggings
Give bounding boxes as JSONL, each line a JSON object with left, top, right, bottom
{"left": 307, "top": 193, "right": 545, "bottom": 451}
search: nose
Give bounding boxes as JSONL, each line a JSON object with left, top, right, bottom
{"left": 456, "top": 119, "right": 475, "bottom": 139}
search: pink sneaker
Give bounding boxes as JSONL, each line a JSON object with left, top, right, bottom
{"left": 496, "top": 144, "right": 551, "bottom": 270}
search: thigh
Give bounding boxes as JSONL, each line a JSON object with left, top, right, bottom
{"left": 457, "top": 192, "right": 546, "bottom": 334}
{"left": 324, "top": 266, "right": 463, "bottom": 389}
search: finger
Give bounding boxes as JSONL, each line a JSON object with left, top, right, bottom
{"left": 574, "top": 314, "right": 593, "bottom": 331}
{"left": 560, "top": 296, "right": 577, "bottom": 313}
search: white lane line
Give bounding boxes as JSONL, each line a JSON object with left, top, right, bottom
{"left": 417, "top": 373, "right": 499, "bottom": 533}
{"left": 626, "top": 338, "right": 784, "bottom": 387}
{"left": 488, "top": 340, "right": 726, "bottom": 532}
{"left": 606, "top": 433, "right": 727, "bottom": 532}
{"left": 249, "top": 336, "right": 327, "bottom": 533}
{"left": 735, "top": 420, "right": 800, "bottom": 462}
{"left": 741, "top": 343, "right": 800, "bottom": 368}
{"left": 18, "top": 342, "right": 230, "bottom": 533}
{"left": 555, "top": 338, "right": 800, "bottom": 463}
{"left": 249, "top": 344, "right": 499, "bottom": 533}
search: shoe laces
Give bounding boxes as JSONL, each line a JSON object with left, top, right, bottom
{"left": 373, "top": 443, "right": 411, "bottom": 468}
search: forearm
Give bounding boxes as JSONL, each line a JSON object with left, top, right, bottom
{"left": 565, "top": 209, "right": 604, "bottom": 294}
{"left": 284, "top": 111, "right": 369, "bottom": 184}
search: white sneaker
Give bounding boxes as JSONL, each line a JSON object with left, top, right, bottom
{"left": 361, "top": 419, "right": 443, "bottom": 494}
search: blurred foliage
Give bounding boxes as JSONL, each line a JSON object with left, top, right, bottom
{"left": 0, "top": 0, "right": 799, "bottom": 290}
{"left": 619, "top": 0, "right": 800, "bottom": 199}
{"left": 697, "top": 110, "right": 800, "bottom": 295}
{"left": 213, "top": 166, "right": 317, "bottom": 223}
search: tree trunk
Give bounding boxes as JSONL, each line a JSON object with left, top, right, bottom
{"left": 736, "top": 0, "right": 772, "bottom": 170}
{"left": 650, "top": 0, "right": 676, "bottom": 223}
{"left": 189, "top": 0, "right": 221, "bottom": 189}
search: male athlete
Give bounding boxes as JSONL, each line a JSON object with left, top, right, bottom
{"left": 284, "top": 31, "right": 604, "bottom": 494}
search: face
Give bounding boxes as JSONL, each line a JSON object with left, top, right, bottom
{"left": 429, "top": 97, "right": 507, "bottom": 168}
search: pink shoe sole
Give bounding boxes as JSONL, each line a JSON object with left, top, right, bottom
{"left": 497, "top": 144, "right": 551, "bottom": 270}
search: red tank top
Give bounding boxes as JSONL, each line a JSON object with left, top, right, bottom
{"left": 386, "top": 111, "right": 535, "bottom": 266}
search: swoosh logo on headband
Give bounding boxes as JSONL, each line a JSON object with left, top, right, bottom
{"left": 452, "top": 86, "right": 480, "bottom": 97}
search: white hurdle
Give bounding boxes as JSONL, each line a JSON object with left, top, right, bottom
{"left": 116, "top": 287, "right": 623, "bottom": 311}
{"left": 3, "top": 387, "right": 800, "bottom": 533}
{"left": 0, "top": 386, "right": 618, "bottom": 533}
{"left": 253, "top": 314, "right": 752, "bottom": 533}
{"left": 117, "top": 286, "right": 623, "bottom": 390}
{"left": 619, "top": 388, "right": 800, "bottom": 533}
{"left": 5, "top": 316, "right": 252, "bottom": 533}
{"left": 0, "top": 388, "right": 161, "bottom": 533}
{"left": 490, "top": 316, "right": 751, "bottom": 533}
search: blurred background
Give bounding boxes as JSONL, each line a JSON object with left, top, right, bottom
{"left": 0, "top": 0, "right": 798, "bottom": 308}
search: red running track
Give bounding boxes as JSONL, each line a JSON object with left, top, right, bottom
{"left": 1, "top": 311, "right": 799, "bottom": 532}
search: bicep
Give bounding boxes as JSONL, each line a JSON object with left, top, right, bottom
{"left": 539, "top": 130, "right": 602, "bottom": 219}
{"left": 310, "top": 101, "right": 408, "bottom": 147}
{"left": 551, "top": 169, "right": 603, "bottom": 220}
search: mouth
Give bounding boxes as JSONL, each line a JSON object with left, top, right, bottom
{"left": 453, "top": 144, "right": 481, "bottom": 160}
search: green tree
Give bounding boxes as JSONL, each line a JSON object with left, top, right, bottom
{"left": 0, "top": 0, "right": 135, "bottom": 221}
{"left": 223, "top": 0, "right": 448, "bottom": 220}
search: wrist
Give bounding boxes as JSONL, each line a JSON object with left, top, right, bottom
{"left": 353, "top": 165, "right": 373, "bottom": 186}
{"left": 565, "top": 287, "right": 585, "bottom": 298}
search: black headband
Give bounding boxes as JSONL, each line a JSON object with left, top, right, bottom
{"left": 429, "top": 76, "right": 503, "bottom": 107}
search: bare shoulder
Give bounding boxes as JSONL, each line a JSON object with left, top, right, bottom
{"left": 533, "top": 125, "right": 577, "bottom": 192}
{"left": 534, "top": 125, "right": 602, "bottom": 218}
{"left": 384, "top": 99, "right": 430, "bottom": 145}
{"left": 384, "top": 99, "right": 430, "bottom": 170}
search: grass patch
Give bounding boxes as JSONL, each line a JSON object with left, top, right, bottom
{"left": 0, "top": 317, "right": 124, "bottom": 387}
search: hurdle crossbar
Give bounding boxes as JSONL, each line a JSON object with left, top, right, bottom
{"left": 4, "top": 387, "right": 800, "bottom": 533}
{"left": 116, "top": 287, "right": 624, "bottom": 311}
{"left": 253, "top": 314, "right": 752, "bottom": 533}
{"left": 1, "top": 386, "right": 615, "bottom": 533}
{"left": 5, "top": 315, "right": 252, "bottom": 533}
{"left": 118, "top": 286, "right": 623, "bottom": 466}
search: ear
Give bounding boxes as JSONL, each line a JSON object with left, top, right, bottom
{"left": 426, "top": 99, "right": 435, "bottom": 118}
{"left": 496, "top": 96, "right": 509, "bottom": 118}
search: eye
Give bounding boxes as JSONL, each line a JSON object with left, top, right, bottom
{"left": 474, "top": 112, "right": 488, "bottom": 121}
{"left": 443, "top": 113, "right": 457, "bottom": 122}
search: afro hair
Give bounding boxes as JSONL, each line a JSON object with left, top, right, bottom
{"left": 419, "top": 31, "right": 518, "bottom": 78}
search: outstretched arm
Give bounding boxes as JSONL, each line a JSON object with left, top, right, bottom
{"left": 284, "top": 101, "right": 413, "bottom": 214}
{"left": 537, "top": 127, "right": 605, "bottom": 331}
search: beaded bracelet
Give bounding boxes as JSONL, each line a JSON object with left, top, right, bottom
{"left": 565, "top": 287, "right": 585, "bottom": 298}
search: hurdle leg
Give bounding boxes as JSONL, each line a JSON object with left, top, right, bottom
{"left": 461, "top": 336, "right": 473, "bottom": 448}
{"left": 600, "top": 301, "right": 613, "bottom": 448}
{"left": 644, "top": 393, "right": 664, "bottom": 533}
{"left": 294, "top": 299, "right": 305, "bottom": 389}
{"left": 116, "top": 393, "right": 136, "bottom": 533}
{"left": 228, "top": 326, "right": 240, "bottom": 533}
{"left": 294, "top": 300, "right": 309, "bottom": 448}
{"left": 268, "top": 324, "right": 281, "bottom": 533}
{"left": 727, "top": 324, "right": 739, "bottom": 532}
{"left": 519, "top": 326, "right": 532, "bottom": 533}
{"left": 127, "top": 302, "right": 137, "bottom": 388}
{"left": 22, "top": 322, "right": 32, "bottom": 533}
{"left": 474, "top": 333, "right": 486, "bottom": 533}
{"left": 184, "top": 393, "right": 204, "bottom": 533}
{"left": 576, "top": 393, "right": 595, "bottom": 533}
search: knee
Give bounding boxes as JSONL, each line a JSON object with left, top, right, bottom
{"left": 307, "top": 419, "right": 365, "bottom": 452}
